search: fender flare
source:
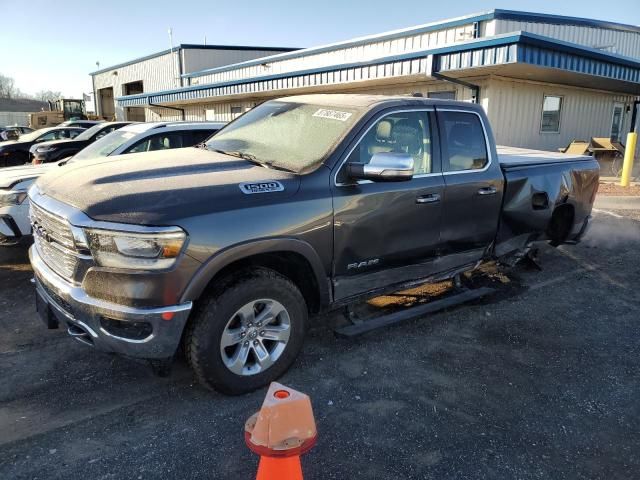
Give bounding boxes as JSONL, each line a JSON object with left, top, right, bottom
{"left": 180, "top": 238, "right": 331, "bottom": 306}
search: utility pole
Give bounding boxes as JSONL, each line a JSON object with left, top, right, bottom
{"left": 168, "top": 28, "right": 180, "bottom": 88}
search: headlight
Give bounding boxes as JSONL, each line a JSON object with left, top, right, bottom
{"left": 0, "top": 191, "right": 28, "bottom": 207}
{"left": 84, "top": 228, "right": 186, "bottom": 270}
{"left": 36, "top": 146, "right": 55, "bottom": 153}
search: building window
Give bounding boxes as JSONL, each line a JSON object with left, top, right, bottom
{"left": 540, "top": 95, "right": 563, "bottom": 133}
{"left": 122, "top": 80, "right": 143, "bottom": 96}
{"left": 230, "top": 106, "right": 242, "bottom": 118}
{"left": 428, "top": 91, "right": 456, "bottom": 100}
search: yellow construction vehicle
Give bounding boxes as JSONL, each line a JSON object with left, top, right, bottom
{"left": 28, "top": 98, "right": 101, "bottom": 129}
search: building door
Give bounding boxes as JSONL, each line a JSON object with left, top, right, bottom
{"left": 98, "top": 87, "right": 115, "bottom": 119}
{"left": 126, "top": 107, "right": 146, "bottom": 122}
{"left": 610, "top": 103, "right": 625, "bottom": 141}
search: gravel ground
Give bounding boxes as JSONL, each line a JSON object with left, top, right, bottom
{"left": 1, "top": 210, "right": 639, "bottom": 480}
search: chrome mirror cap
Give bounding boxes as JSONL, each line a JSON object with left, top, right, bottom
{"left": 347, "top": 152, "right": 414, "bottom": 182}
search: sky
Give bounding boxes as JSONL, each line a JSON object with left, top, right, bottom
{"left": 1, "top": 0, "right": 639, "bottom": 98}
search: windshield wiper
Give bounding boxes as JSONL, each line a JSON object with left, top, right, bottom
{"left": 210, "top": 149, "right": 260, "bottom": 163}
{"left": 209, "top": 149, "right": 295, "bottom": 173}
{"left": 259, "top": 160, "right": 296, "bottom": 173}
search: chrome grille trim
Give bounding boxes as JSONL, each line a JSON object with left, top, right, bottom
{"left": 33, "top": 233, "right": 78, "bottom": 279}
{"left": 30, "top": 201, "right": 75, "bottom": 248}
{"left": 30, "top": 199, "right": 81, "bottom": 281}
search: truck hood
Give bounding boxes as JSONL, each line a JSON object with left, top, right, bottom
{"left": 34, "top": 147, "right": 301, "bottom": 225}
{"left": 0, "top": 163, "right": 58, "bottom": 189}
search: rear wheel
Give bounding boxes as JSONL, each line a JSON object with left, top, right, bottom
{"left": 185, "top": 268, "right": 307, "bottom": 395}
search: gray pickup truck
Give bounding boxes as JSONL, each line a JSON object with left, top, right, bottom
{"left": 28, "top": 94, "right": 599, "bottom": 394}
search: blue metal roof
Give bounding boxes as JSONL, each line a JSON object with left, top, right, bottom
{"left": 116, "top": 31, "right": 640, "bottom": 108}
{"left": 182, "top": 10, "right": 640, "bottom": 80}
{"left": 492, "top": 9, "right": 640, "bottom": 34}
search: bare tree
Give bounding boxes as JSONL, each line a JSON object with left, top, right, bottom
{"left": 0, "top": 74, "right": 17, "bottom": 98}
{"left": 34, "top": 90, "right": 63, "bottom": 102}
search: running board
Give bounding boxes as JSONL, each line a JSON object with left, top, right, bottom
{"left": 334, "top": 287, "right": 496, "bottom": 338}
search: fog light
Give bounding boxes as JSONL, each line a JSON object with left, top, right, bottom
{"left": 100, "top": 317, "right": 152, "bottom": 340}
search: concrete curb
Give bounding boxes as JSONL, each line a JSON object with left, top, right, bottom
{"left": 594, "top": 196, "right": 640, "bottom": 210}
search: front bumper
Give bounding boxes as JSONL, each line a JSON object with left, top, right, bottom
{"left": 30, "top": 245, "right": 192, "bottom": 359}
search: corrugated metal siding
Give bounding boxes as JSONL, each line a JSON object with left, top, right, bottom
{"left": 141, "top": 80, "right": 479, "bottom": 123}
{"left": 438, "top": 44, "right": 518, "bottom": 70}
{"left": 0, "top": 112, "right": 29, "bottom": 126}
{"left": 518, "top": 44, "right": 640, "bottom": 83}
{"left": 182, "top": 49, "right": 298, "bottom": 74}
{"left": 120, "top": 56, "right": 431, "bottom": 107}
{"left": 94, "top": 52, "right": 179, "bottom": 119}
{"left": 485, "top": 77, "right": 635, "bottom": 151}
{"left": 93, "top": 52, "right": 179, "bottom": 94}
{"left": 494, "top": 20, "right": 640, "bottom": 59}
{"left": 190, "top": 23, "right": 477, "bottom": 86}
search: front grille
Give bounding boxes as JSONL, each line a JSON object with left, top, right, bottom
{"left": 30, "top": 201, "right": 79, "bottom": 281}
{"left": 30, "top": 202, "right": 75, "bottom": 248}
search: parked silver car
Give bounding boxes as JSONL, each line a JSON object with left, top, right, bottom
{"left": 0, "top": 121, "right": 225, "bottom": 245}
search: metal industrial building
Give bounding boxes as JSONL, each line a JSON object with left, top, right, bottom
{"left": 93, "top": 10, "right": 640, "bottom": 152}
{"left": 91, "top": 44, "right": 299, "bottom": 122}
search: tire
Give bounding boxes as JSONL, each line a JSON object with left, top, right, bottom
{"left": 184, "top": 268, "right": 308, "bottom": 395}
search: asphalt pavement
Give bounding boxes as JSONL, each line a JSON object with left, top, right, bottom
{"left": 1, "top": 208, "right": 639, "bottom": 479}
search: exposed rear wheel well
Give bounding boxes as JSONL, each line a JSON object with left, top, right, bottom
{"left": 202, "top": 252, "right": 322, "bottom": 314}
{"left": 546, "top": 203, "right": 575, "bottom": 245}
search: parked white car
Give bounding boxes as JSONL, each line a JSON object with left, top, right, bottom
{"left": 0, "top": 121, "right": 225, "bottom": 245}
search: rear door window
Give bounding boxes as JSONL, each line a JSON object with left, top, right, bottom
{"left": 439, "top": 111, "right": 488, "bottom": 172}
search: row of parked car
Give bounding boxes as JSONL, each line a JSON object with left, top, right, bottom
{"left": 0, "top": 120, "right": 224, "bottom": 244}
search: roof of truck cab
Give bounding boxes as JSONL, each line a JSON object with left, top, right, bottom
{"left": 277, "top": 93, "right": 483, "bottom": 110}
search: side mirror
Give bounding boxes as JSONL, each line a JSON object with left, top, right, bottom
{"left": 347, "top": 152, "right": 414, "bottom": 182}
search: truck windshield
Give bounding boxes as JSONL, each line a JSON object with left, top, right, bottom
{"left": 205, "top": 100, "right": 362, "bottom": 173}
{"left": 72, "top": 130, "right": 138, "bottom": 161}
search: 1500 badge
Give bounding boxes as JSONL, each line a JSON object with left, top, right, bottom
{"left": 239, "top": 181, "right": 285, "bottom": 194}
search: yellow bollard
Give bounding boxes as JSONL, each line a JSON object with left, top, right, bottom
{"left": 620, "top": 132, "right": 638, "bottom": 187}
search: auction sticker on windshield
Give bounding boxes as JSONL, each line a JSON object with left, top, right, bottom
{"left": 312, "top": 109, "right": 353, "bottom": 121}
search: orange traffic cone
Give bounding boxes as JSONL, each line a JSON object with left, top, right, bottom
{"left": 245, "top": 382, "right": 317, "bottom": 480}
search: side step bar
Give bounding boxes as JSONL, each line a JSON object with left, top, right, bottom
{"left": 334, "top": 287, "right": 495, "bottom": 338}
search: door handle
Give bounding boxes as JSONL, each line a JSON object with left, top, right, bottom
{"left": 416, "top": 193, "right": 441, "bottom": 204}
{"left": 477, "top": 186, "right": 497, "bottom": 196}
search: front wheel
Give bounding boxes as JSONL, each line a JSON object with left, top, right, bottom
{"left": 184, "top": 268, "right": 308, "bottom": 395}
